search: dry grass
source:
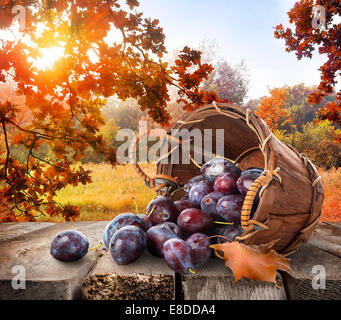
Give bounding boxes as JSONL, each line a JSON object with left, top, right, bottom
{"left": 38, "top": 163, "right": 157, "bottom": 222}
{"left": 36, "top": 163, "right": 341, "bottom": 223}
{"left": 319, "top": 168, "right": 341, "bottom": 222}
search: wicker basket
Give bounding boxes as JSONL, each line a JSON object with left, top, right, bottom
{"left": 130, "top": 102, "right": 325, "bottom": 256}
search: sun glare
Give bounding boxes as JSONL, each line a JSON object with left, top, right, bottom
{"left": 33, "top": 47, "right": 65, "bottom": 70}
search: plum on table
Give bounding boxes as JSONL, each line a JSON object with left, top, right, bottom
{"left": 50, "top": 230, "right": 89, "bottom": 262}
{"left": 186, "top": 233, "right": 211, "bottom": 268}
{"left": 162, "top": 238, "right": 196, "bottom": 274}
{"left": 174, "top": 199, "right": 193, "bottom": 214}
{"left": 146, "top": 223, "right": 180, "bottom": 257}
{"left": 109, "top": 225, "right": 146, "bottom": 265}
{"left": 103, "top": 213, "right": 146, "bottom": 248}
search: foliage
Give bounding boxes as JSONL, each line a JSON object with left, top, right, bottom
{"left": 275, "top": 0, "right": 341, "bottom": 142}
{"left": 283, "top": 83, "right": 321, "bottom": 131}
{"left": 206, "top": 60, "right": 249, "bottom": 104}
{"left": 100, "top": 119, "right": 120, "bottom": 148}
{"left": 81, "top": 119, "right": 120, "bottom": 164}
{"left": 253, "top": 84, "right": 331, "bottom": 133}
{"left": 295, "top": 121, "right": 341, "bottom": 169}
{"left": 253, "top": 84, "right": 340, "bottom": 169}
{"left": 0, "top": 0, "right": 219, "bottom": 221}
{"left": 279, "top": 120, "right": 341, "bottom": 169}
{"left": 255, "top": 87, "right": 293, "bottom": 131}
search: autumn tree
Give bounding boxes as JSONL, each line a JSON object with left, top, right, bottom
{"left": 289, "top": 120, "right": 341, "bottom": 169}
{"left": 255, "top": 87, "right": 292, "bottom": 132}
{"left": 256, "top": 84, "right": 341, "bottom": 168}
{"left": 283, "top": 84, "right": 317, "bottom": 130}
{"left": 0, "top": 0, "right": 219, "bottom": 222}
{"left": 275, "top": 0, "right": 341, "bottom": 142}
{"left": 253, "top": 84, "right": 335, "bottom": 133}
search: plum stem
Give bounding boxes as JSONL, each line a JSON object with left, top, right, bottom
{"left": 188, "top": 268, "right": 198, "bottom": 274}
{"left": 170, "top": 186, "right": 185, "bottom": 197}
{"left": 214, "top": 221, "right": 234, "bottom": 225}
{"left": 145, "top": 206, "right": 156, "bottom": 221}
{"left": 132, "top": 197, "right": 139, "bottom": 214}
{"left": 89, "top": 242, "right": 103, "bottom": 251}
{"left": 190, "top": 156, "right": 202, "bottom": 169}
{"left": 195, "top": 234, "right": 233, "bottom": 243}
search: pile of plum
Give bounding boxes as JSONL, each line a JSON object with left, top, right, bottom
{"left": 50, "top": 158, "right": 263, "bottom": 274}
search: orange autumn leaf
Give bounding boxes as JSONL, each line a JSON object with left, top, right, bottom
{"left": 210, "top": 240, "right": 292, "bottom": 286}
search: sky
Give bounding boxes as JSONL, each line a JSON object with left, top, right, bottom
{"left": 137, "top": 0, "right": 331, "bottom": 100}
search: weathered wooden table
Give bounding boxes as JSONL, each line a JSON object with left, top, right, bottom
{"left": 0, "top": 221, "right": 340, "bottom": 300}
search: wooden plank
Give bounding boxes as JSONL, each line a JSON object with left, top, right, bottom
{"left": 181, "top": 257, "right": 287, "bottom": 300}
{"left": 308, "top": 222, "right": 341, "bottom": 258}
{"left": 324, "top": 222, "right": 341, "bottom": 230}
{"left": 81, "top": 251, "right": 175, "bottom": 300}
{"left": 0, "top": 221, "right": 107, "bottom": 300}
{"left": 282, "top": 244, "right": 341, "bottom": 300}
{"left": 2, "top": 220, "right": 339, "bottom": 301}
{"left": 0, "top": 222, "right": 55, "bottom": 241}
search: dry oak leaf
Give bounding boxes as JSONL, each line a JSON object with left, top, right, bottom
{"left": 210, "top": 239, "right": 292, "bottom": 286}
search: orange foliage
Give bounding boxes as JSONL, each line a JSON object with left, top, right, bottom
{"left": 319, "top": 168, "right": 341, "bottom": 222}
{"left": 0, "top": 0, "right": 218, "bottom": 221}
{"left": 255, "top": 87, "right": 292, "bottom": 131}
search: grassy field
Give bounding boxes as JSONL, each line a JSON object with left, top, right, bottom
{"left": 37, "top": 163, "right": 341, "bottom": 222}
{"left": 319, "top": 168, "right": 341, "bottom": 222}
{"left": 38, "top": 163, "right": 157, "bottom": 222}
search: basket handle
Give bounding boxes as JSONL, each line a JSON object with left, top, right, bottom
{"left": 240, "top": 168, "right": 282, "bottom": 231}
{"left": 129, "top": 129, "right": 180, "bottom": 194}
